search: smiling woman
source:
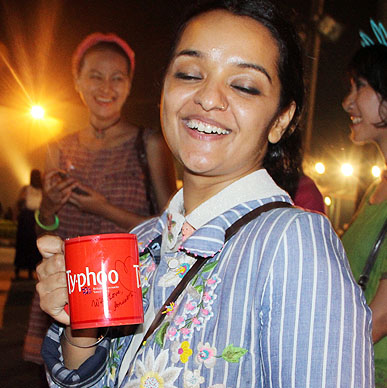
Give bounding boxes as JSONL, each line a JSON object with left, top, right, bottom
{"left": 24, "top": 32, "right": 177, "bottom": 372}
{"left": 341, "top": 43, "right": 387, "bottom": 388}
{"left": 36, "top": 1, "right": 373, "bottom": 387}
{"left": 37, "top": 32, "right": 177, "bottom": 239}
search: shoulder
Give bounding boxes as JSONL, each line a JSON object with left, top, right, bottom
{"left": 50, "top": 131, "right": 79, "bottom": 151}
{"left": 240, "top": 206, "right": 338, "bottom": 257}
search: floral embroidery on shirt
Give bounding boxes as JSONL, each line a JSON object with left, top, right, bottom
{"left": 183, "top": 369, "right": 205, "bottom": 388}
{"left": 155, "top": 260, "right": 221, "bottom": 347}
{"left": 167, "top": 213, "right": 177, "bottom": 244}
{"left": 195, "top": 342, "right": 217, "bottom": 368}
{"left": 158, "top": 255, "right": 196, "bottom": 287}
{"left": 220, "top": 344, "right": 248, "bottom": 363}
{"left": 126, "top": 348, "right": 182, "bottom": 388}
{"left": 139, "top": 251, "right": 157, "bottom": 296}
{"left": 162, "top": 302, "right": 176, "bottom": 315}
{"left": 107, "top": 338, "right": 124, "bottom": 384}
{"left": 171, "top": 340, "right": 193, "bottom": 364}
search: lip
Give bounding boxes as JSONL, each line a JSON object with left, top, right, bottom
{"left": 95, "top": 96, "right": 115, "bottom": 105}
{"left": 182, "top": 115, "right": 231, "bottom": 138}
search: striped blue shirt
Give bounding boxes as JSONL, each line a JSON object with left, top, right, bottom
{"left": 42, "top": 172, "right": 374, "bottom": 387}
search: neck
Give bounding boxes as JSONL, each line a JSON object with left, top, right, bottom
{"left": 182, "top": 169, "right": 255, "bottom": 215}
{"left": 89, "top": 116, "right": 121, "bottom": 139}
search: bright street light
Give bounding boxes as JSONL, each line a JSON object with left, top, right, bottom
{"left": 324, "top": 196, "right": 332, "bottom": 206}
{"left": 315, "top": 162, "right": 325, "bottom": 174}
{"left": 371, "top": 166, "right": 381, "bottom": 178}
{"left": 30, "top": 105, "right": 45, "bottom": 119}
{"left": 341, "top": 163, "right": 353, "bottom": 177}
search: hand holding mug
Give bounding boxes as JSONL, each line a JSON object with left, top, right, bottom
{"left": 36, "top": 235, "right": 70, "bottom": 326}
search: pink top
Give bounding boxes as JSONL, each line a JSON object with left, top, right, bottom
{"left": 55, "top": 129, "right": 153, "bottom": 239}
{"left": 293, "top": 175, "right": 325, "bottom": 214}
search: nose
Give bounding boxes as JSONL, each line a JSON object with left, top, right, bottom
{"left": 342, "top": 87, "right": 355, "bottom": 113}
{"left": 99, "top": 78, "right": 112, "bottom": 93}
{"left": 194, "top": 79, "right": 228, "bottom": 112}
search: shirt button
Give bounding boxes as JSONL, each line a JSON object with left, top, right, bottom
{"left": 168, "top": 258, "right": 179, "bottom": 269}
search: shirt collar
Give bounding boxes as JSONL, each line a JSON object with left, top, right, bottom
{"left": 168, "top": 169, "right": 287, "bottom": 230}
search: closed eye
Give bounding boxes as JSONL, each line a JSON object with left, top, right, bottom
{"left": 174, "top": 72, "right": 202, "bottom": 81}
{"left": 232, "top": 85, "right": 260, "bottom": 95}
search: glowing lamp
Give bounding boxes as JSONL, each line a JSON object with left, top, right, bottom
{"left": 341, "top": 163, "right": 353, "bottom": 177}
{"left": 30, "top": 105, "right": 45, "bottom": 119}
{"left": 324, "top": 196, "right": 332, "bottom": 206}
{"left": 371, "top": 166, "right": 381, "bottom": 178}
{"left": 315, "top": 162, "right": 325, "bottom": 174}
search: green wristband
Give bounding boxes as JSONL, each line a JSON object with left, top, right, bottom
{"left": 34, "top": 209, "right": 59, "bottom": 231}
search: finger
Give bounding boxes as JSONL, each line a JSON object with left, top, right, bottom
{"left": 36, "top": 253, "right": 65, "bottom": 280}
{"left": 37, "top": 280, "right": 70, "bottom": 326}
{"left": 37, "top": 235, "right": 64, "bottom": 258}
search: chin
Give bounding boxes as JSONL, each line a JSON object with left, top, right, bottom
{"left": 350, "top": 133, "right": 368, "bottom": 146}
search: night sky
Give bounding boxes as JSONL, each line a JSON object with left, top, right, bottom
{"left": 0, "top": 0, "right": 384, "bottom": 225}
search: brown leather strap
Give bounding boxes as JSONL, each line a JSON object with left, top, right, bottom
{"left": 139, "top": 258, "right": 208, "bottom": 350}
{"left": 225, "top": 201, "right": 292, "bottom": 241}
{"left": 138, "top": 201, "right": 292, "bottom": 352}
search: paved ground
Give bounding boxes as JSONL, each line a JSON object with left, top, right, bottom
{"left": 0, "top": 246, "right": 45, "bottom": 388}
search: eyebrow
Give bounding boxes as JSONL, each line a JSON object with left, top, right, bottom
{"left": 175, "top": 49, "right": 272, "bottom": 84}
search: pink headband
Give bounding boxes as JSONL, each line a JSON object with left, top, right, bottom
{"left": 72, "top": 32, "right": 135, "bottom": 77}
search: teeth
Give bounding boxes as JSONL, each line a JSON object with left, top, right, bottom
{"left": 351, "top": 116, "right": 362, "bottom": 124}
{"left": 186, "top": 119, "right": 230, "bottom": 135}
{"left": 97, "top": 97, "right": 113, "bottom": 103}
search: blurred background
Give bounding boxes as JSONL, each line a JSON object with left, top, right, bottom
{"left": 0, "top": 0, "right": 385, "bottom": 233}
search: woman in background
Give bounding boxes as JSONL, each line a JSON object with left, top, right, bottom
{"left": 342, "top": 43, "right": 387, "bottom": 388}
{"left": 37, "top": 32, "right": 177, "bottom": 239}
{"left": 24, "top": 32, "right": 177, "bottom": 378}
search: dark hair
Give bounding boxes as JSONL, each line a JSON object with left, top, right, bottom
{"left": 347, "top": 44, "right": 387, "bottom": 128}
{"left": 30, "top": 169, "right": 42, "bottom": 189}
{"left": 166, "top": 0, "right": 305, "bottom": 194}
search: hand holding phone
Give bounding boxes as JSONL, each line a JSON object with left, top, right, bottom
{"left": 56, "top": 171, "right": 89, "bottom": 196}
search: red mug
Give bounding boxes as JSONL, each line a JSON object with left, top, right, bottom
{"left": 64, "top": 233, "right": 144, "bottom": 329}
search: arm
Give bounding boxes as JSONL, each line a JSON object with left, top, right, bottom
{"left": 68, "top": 188, "right": 148, "bottom": 231}
{"left": 38, "top": 144, "right": 76, "bottom": 230}
{"left": 145, "top": 130, "right": 177, "bottom": 211}
{"left": 369, "top": 277, "right": 387, "bottom": 343}
{"left": 260, "top": 212, "right": 374, "bottom": 387}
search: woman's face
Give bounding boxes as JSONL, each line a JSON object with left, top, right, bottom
{"left": 342, "top": 77, "right": 385, "bottom": 144}
{"left": 76, "top": 49, "right": 131, "bottom": 121}
{"left": 161, "top": 10, "right": 295, "bottom": 181}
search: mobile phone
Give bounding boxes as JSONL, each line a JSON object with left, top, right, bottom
{"left": 72, "top": 186, "right": 89, "bottom": 196}
{"left": 56, "top": 171, "right": 89, "bottom": 196}
{"left": 57, "top": 171, "right": 68, "bottom": 180}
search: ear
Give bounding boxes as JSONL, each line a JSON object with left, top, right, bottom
{"left": 268, "top": 101, "right": 296, "bottom": 144}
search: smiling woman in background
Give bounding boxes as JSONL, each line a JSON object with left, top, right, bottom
{"left": 36, "top": 1, "right": 373, "bottom": 387}
{"left": 23, "top": 32, "right": 177, "bottom": 377}
{"left": 341, "top": 43, "right": 387, "bottom": 388}
{"left": 37, "top": 32, "right": 177, "bottom": 239}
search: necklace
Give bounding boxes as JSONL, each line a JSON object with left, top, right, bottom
{"left": 90, "top": 117, "right": 121, "bottom": 139}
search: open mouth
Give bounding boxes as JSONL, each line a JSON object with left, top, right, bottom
{"left": 96, "top": 97, "right": 114, "bottom": 104}
{"left": 186, "top": 119, "right": 230, "bottom": 135}
{"left": 350, "top": 116, "right": 362, "bottom": 125}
